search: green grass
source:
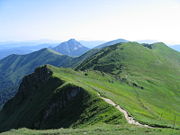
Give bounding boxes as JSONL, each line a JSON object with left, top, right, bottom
{"left": 1, "top": 124, "right": 179, "bottom": 135}
{"left": 50, "top": 63, "right": 180, "bottom": 128}
{"left": 1, "top": 63, "right": 179, "bottom": 133}
{"left": 0, "top": 47, "right": 98, "bottom": 108}
{"left": 74, "top": 42, "right": 180, "bottom": 128}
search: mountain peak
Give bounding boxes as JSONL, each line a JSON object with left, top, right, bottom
{"left": 53, "top": 39, "right": 89, "bottom": 57}
{"left": 65, "top": 39, "right": 82, "bottom": 46}
{"left": 68, "top": 38, "right": 78, "bottom": 42}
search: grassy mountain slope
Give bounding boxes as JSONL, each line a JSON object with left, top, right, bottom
{"left": 0, "top": 65, "right": 126, "bottom": 132}
{"left": 1, "top": 65, "right": 179, "bottom": 134}
{"left": 0, "top": 48, "right": 73, "bottom": 108}
{"left": 0, "top": 42, "right": 179, "bottom": 134}
{"left": 76, "top": 42, "right": 180, "bottom": 128}
{"left": 0, "top": 63, "right": 180, "bottom": 134}
{"left": 1, "top": 124, "right": 179, "bottom": 135}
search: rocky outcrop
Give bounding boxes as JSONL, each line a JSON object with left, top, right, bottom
{"left": 17, "top": 65, "right": 53, "bottom": 99}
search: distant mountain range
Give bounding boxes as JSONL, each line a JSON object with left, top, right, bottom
{"left": 0, "top": 39, "right": 90, "bottom": 59}
{"left": 0, "top": 43, "right": 58, "bottom": 60}
{"left": 79, "top": 40, "right": 105, "bottom": 48}
{"left": 0, "top": 41, "right": 59, "bottom": 50}
{"left": 53, "top": 39, "right": 90, "bottom": 57}
{"left": 94, "top": 38, "right": 128, "bottom": 49}
{"left": 0, "top": 39, "right": 179, "bottom": 60}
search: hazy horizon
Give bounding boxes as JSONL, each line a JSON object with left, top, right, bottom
{"left": 0, "top": 38, "right": 179, "bottom": 47}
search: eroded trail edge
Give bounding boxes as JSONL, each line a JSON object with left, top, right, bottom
{"left": 97, "top": 93, "right": 152, "bottom": 128}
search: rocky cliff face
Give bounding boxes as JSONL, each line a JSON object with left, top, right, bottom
{"left": 17, "top": 65, "right": 53, "bottom": 100}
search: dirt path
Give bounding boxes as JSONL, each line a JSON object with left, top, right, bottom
{"left": 97, "top": 93, "right": 152, "bottom": 128}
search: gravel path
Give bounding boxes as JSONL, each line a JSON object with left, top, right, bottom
{"left": 98, "top": 93, "right": 152, "bottom": 128}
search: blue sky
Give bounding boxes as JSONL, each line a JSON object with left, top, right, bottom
{"left": 0, "top": 0, "right": 180, "bottom": 44}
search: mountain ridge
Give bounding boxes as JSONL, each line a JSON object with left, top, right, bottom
{"left": 76, "top": 42, "right": 180, "bottom": 128}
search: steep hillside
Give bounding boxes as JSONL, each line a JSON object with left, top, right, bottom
{"left": 0, "top": 65, "right": 125, "bottom": 132}
{"left": 0, "top": 48, "right": 73, "bottom": 108}
{"left": 53, "top": 39, "right": 89, "bottom": 57}
{"left": 76, "top": 42, "right": 180, "bottom": 128}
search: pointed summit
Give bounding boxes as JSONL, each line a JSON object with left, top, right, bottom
{"left": 66, "top": 39, "right": 83, "bottom": 47}
{"left": 68, "top": 38, "right": 78, "bottom": 42}
{"left": 53, "top": 39, "right": 89, "bottom": 57}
